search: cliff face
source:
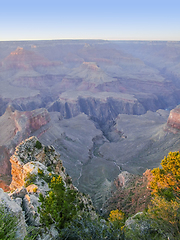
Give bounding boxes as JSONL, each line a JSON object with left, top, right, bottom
{"left": 28, "top": 108, "right": 51, "bottom": 132}
{"left": 48, "top": 92, "right": 146, "bottom": 122}
{"left": 0, "top": 106, "right": 50, "bottom": 146}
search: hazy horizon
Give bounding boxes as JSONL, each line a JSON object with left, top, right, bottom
{"left": 1, "top": 0, "right": 180, "bottom": 41}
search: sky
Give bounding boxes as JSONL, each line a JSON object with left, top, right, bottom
{"left": 0, "top": 0, "right": 180, "bottom": 41}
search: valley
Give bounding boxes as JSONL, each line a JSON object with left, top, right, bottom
{"left": 1, "top": 40, "right": 180, "bottom": 209}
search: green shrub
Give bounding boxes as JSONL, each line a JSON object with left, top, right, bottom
{"left": 33, "top": 187, "right": 38, "bottom": 193}
{"left": 59, "top": 213, "right": 123, "bottom": 240}
{"left": 47, "top": 166, "right": 52, "bottom": 172}
{"left": 44, "top": 146, "right": 48, "bottom": 153}
{"left": 24, "top": 226, "right": 41, "bottom": 240}
{"left": 66, "top": 178, "right": 72, "bottom": 185}
{"left": 38, "top": 168, "right": 44, "bottom": 176}
{"left": 124, "top": 212, "right": 174, "bottom": 240}
{"left": 35, "top": 141, "right": 42, "bottom": 149}
{"left": 38, "top": 175, "right": 79, "bottom": 230}
{"left": 0, "top": 204, "right": 18, "bottom": 239}
{"left": 25, "top": 173, "right": 37, "bottom": 187}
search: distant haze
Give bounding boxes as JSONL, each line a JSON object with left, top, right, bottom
{"left": 0, "top": 0, "right": 180, "bottom": 41}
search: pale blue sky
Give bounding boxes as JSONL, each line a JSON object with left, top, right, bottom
{"left": 0, "top": 0, "right": 180, "bottom": 41}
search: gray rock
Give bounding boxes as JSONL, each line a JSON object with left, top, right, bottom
{"left": 23, "top": 193, "right": 41, "bottom": 226}
{"left": 9, "top": 186, "right": 27, "bottom": 199}
{"left": 15, "top": 197, "right": 22, "bottom": 207}
{"left": 0, "top": 188, "right": 27, "bottom": 239}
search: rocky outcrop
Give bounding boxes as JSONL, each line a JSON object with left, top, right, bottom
{"left": 68, "top": 62, "right": 116, "bottom": 87}
{"left": 0, "top": 107, "right": 50, "bottom": 185}
{"left": 102, "top": 171, "right": 151, "bottom": 217}
{"left": 10, "top": 136, "right": 65, "bottom": 190}
{"left": 5, "top": 136, "right": 68, "bottom": 239}
{"left": 167, "top": 105, "right": 180, "bottom": 130}
{"left": 114, "top": 171, "right": 134, "bottom": 188}
{"left": 5, "top": 136, "right": 95, "bottom": 239}
{"left": 0, "top": 186, "right": 59, "bottom": 240}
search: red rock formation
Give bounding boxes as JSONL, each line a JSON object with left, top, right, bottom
{"left": 27, "top": 108, "right": 51, "bottom": 132}
{"left": 167, "top": 105, "right": 180, "bottom": 130}
{"left": 103, "top": 171, "right": 152, "bottom": 217}
{"left": 0, "top": 174, "right": 11, "bottom": 192}
{"left": 0, "top": 181, "right": 10, "bottom": 192}
{"left": 3, "top": 47, "right": 52, "bottom": 70}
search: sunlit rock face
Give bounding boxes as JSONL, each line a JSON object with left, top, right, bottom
{"left": 167, "top": 105, "right": 180, "bottom": 130}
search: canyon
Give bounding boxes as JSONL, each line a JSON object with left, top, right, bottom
{"left": 1, "top": 40, "right": 180, "bottom": 209}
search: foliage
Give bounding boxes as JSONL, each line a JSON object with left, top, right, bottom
{"left": 37, "top": 168, "right": 51, "bottom": 183}
{"left": 33, "top": 187, "right": 38, "bottom": 193}
{"left": 146, "top": 151, "right": 180, "bottom": 238}
{"left": 0, "top": 204, "right": 18, "bottom": 240}
{"left": 109, "top": 209, "right": 125, "bottom": 228}
{"left": 37, "top": 168, "right": 44, "bottom": 176}
{"left": 47, "top": 166, "right": 52, "bottom": 172}
{"left": 66, "top": 178, "right": 72, "bottom": 185}
{"left": 44, "top": 146, "right": 48, "bottom": 153}
{"left": 36, "top": 151, "right": 180, "bottom": 239}
{"left": 24, "top": 226, "right": 41, "bottom": 240}
{"left": 148, "top": 196, "right": 180, "bottom": 237}
{"left": 35, "top": 140, "right": 42, "bottom": 149}
{"left": 25, "top": 172, "right": 37, "bottom": 187}
{"left": 59, "top": 212, "right": 124, "bottom": 240}
{"left": 38, "top": 175, "right": 79, "bottom": 230}
{"left": 150, "top": 151, "right": 180, "bottom": 200}
{"left": 125, "top": 212, "right": 168, "bottom": 240}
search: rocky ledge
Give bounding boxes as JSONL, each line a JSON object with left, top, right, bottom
{"left": 10, "top": 136, "right": 65, "bottom": 190}
{"left": 0, "top": 136, "right": 95, "bottom": 239}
